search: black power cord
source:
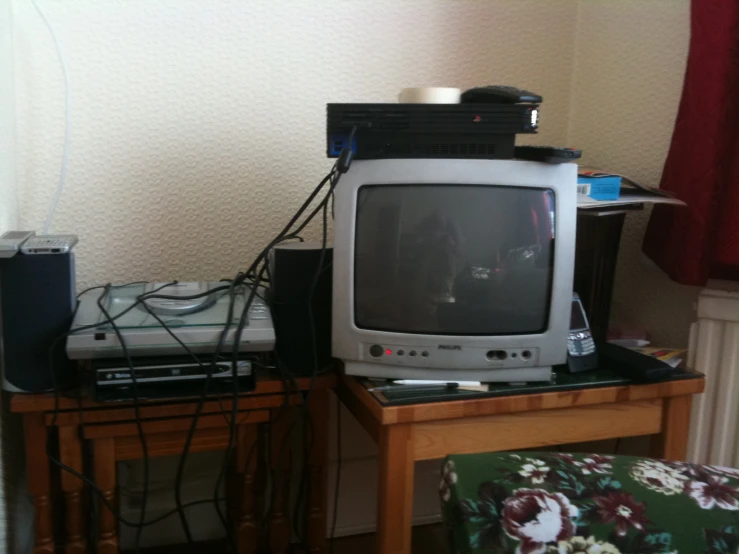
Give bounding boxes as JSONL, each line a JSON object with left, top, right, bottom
{"left": 169, "top": 279, "right": 242, "bottom": 550}
{"left": 177, "top": 153, "right": 351, "bottom": 549}
{"left": 46, "top": 287, "right": 218, "bottom": 499}
{"left": 83, "top": 280, "right": 267, "bottom": 550}
{"left": 109, "top": 282, "right": 241, "bottom": 548}
{"left": 272, "top": 126, "right": 355, "bottom": 551}
{"left": 137, "top": 283, "right": 241, "bottom": 552}
{"left": 44, "top": 283, "right": 196, "bottom": 541}
{"left": 46, "top": 132, "right": 358, "bottom": 550}
{"left": 95, "top": 285, "right": 153, "bottom": 551}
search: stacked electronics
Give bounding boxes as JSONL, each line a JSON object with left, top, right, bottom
{"left": 327, "top": 86, "right": 587, "bottom": 383}
{"left": 0, "top": 230, "right": 277, "bottom": 400}
{"left": 327, "top": 86, "right": 541, "bottom": 161}
{"left": 67, "top": 281, "right": 274, "bottom": 401}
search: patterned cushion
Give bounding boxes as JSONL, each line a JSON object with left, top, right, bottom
{"left": 440, "top": 452, "right": 739, "bottom": 554}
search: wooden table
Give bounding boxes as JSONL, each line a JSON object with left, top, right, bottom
{"left": 10, "top": 372, "right": 335, "bottom": 554}
{"left": 338, "top": 372, "right": 705, "bottom": 554}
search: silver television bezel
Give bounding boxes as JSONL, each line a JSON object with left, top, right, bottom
{"left": 331, "top": 158, "right": 577, "bottom": 382}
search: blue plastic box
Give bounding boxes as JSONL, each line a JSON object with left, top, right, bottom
{"left": 577, "top": 175, "right": 621, "bottom": 201}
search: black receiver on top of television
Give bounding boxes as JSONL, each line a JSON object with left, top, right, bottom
{"left": 326, "top": 103, "right": 539, "bottom": 160}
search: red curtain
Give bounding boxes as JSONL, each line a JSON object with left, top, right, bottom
{"left": 643, "top": 1, "right": 739, "bottom": 286}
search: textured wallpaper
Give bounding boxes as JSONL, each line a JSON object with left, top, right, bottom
{"left": 567, "top": 0, "right": 698, "bottom": 347}
{"left": 12, "top": 0, "right": 578, "bottom": 289}
{"left": 6, "top": 0, "right": 698, "bottom": 548}
{"left": 1, "top": 0, "right": 17, "bottom": 232}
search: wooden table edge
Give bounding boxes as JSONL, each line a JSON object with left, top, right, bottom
{"left": 9, "top": 372, "right": 337, "bottom": 414}
{"left": 339, "top": 371, "right": 705, "bottom": 426}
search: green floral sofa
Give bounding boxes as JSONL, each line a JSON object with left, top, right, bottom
{"left": 440, "top": 452, "right": 739, "bottom": 554}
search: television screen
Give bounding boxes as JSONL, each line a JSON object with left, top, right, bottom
{"left": 354, "top": 184, "right": 555, "bottom": 335}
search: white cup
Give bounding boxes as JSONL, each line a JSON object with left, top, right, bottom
{"left": 398, "top": 87, "right": 461, "bottom": 104}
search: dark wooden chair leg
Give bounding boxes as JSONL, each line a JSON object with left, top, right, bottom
{"left": 236, "top": 424, "right": 259, "bottom": 554}
{"left": 58, "top": 425, "right": 88, "bottom": 554}
{"left": 24, "top": 413, "right": 55, "bottom": 554}
{"left": 307, "top": 389, "right": 331, "bottom": 554}
{"left": 93, "top": 438, "right": 118, "bottom": 554}
{"left": 226, "top": 456, "right": 238, "bottom": 552}
{"left": 269, "top": 408, "right": 294, "bottom": 554}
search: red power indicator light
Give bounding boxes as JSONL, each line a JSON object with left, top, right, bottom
{"left": 385, "top": 349, "right": 393, "bottom": 355}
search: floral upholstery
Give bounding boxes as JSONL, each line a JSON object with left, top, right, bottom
{"left": 440, "top": 452, "right": 739, "bottom": 554}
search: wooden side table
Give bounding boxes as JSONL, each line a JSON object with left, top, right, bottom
{"left": 10, "top": 372, "right": 335, "bottom": 554}
{"left": 337, "top": 372, "right": 705, "bottom": 554}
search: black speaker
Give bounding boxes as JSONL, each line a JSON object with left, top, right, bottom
{"left": 269, "top": 243, "right": 333, "bottom": 376}
{"left": 0, "top": 253, "right": 77, "bottom": 392}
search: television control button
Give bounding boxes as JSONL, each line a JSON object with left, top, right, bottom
{"left": 397, "top": 350, "right": 405, "bottom": 355}
{"left": 369, "top": 345, "right": 384, "bottom": 357}
{"left": 409, "top": 350, "right": 417, "bottom": 356}
{"left": 421, "top": 351, "right": 429, "bottom": 357}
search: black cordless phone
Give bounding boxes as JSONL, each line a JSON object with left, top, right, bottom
{"left": 566, "top": 293, "right": 598, "bottom": 373}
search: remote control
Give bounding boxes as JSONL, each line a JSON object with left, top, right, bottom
{"left": 0, "top": 230, "right": 35, "bottom": 258}
{"left": 515, "top": 146, "right": 582, "bottom": 164}
{"left": 461, "top": 86, "right": 542, "bottom": 104}
{"left": 21, "top": 234, "right": 78, "bottom": 255}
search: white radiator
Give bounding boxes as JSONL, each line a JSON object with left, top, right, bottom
{"left": 686, "top": 286, "right": 739, "bottom": 466}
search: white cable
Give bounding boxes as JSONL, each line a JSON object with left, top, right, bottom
{"left": 31, "top": 0, "right": 70, "bottom": 235}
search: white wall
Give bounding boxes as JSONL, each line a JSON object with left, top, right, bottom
{"left": 10, "top": 0, "right": 581, "bottom": 546}
{"left": 6, "top": 0, "right": 697, "bottom": 548}
{"left": 0, "top": 0, "right": 18, "bottom": 231}
{"left": 12, "top": 0, "right": 577, "bottom": 289}
{"left": 1, "top": 1, "right": 32, "bottom": 552}
{"left": 567, "top": 0, "right": 698, "bottom": 348}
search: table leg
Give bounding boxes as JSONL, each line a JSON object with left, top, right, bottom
{"left": 376, "top": 424, "right": 415, "bottom": 554}
{"left": 226, "top": 451, "right": 239, "bottom": 552}
{"left": 93, "top": 438, "right": 118, "bottom": 554}
{"left": 651, "top": 395, "right": 693, "bottom": 461}
{"left": 24, "top": 413, "right": 54, "bottom": 554}
{"left": 236, "top": 423, "right": 259, "bottom": 554}
{"left": 269, "top": 408, "right": 295, "bottom": 554}
{"left": 306, "top": 389, "right": 330, "bottom": 554}
{"left": 58, "top": 425, "right": 88, "bottom": 554}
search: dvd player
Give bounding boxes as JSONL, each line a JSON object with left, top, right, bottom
{"left": 327, "top": 103, "right": 538, "bottom": 160}
{"left": 92, "top": 357, "right": 254, "bottom": 402}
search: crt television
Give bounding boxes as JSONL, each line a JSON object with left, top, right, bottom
{"left": 332, "top": 159, "right": 577, "bottom": 382}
